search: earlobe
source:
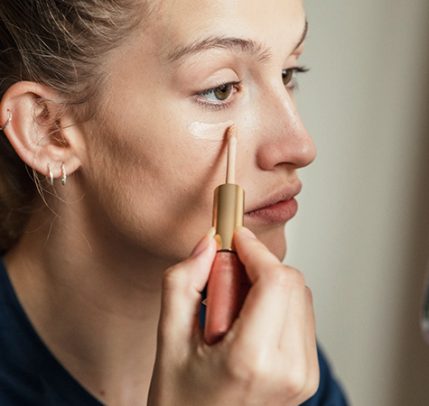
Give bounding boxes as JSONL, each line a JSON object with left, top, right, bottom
{"left": 0, "top": 81, "right": 82, "bottom": 183}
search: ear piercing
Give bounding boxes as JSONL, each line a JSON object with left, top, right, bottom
{"left": 0, "top": 108, "right": 68, "bottom": 186}
{"left": 0, "top": 110, "right": 12, "bottom": 131}
{"left": 46, "top": 162, "right": 67, "bottom": 186}
{"left": 47, "top": 163, "right": 55, "bottom": 186}
{"left": 0, "top": 111, "right": 69, "bottom": 186}
{"left": 60, "top": 163, "right": 67, "bottom": 186}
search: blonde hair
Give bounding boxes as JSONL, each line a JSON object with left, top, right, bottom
{"left": 0, "top": 0, "right": 148, "bottom": 253}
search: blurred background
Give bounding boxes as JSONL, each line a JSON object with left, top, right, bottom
{"left": 288, "top": 0, "right": 429, "bottom": 404}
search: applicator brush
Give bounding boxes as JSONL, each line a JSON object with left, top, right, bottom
{"left": 204, "top": 125, "right": 251, "bottom": 345}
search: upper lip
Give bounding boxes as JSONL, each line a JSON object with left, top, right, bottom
{"left": 245, "top": 181, "right": 302, "bottom": 213}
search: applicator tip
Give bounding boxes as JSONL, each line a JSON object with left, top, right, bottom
{"left": 226, "top": 125, "right": 237, "bottom": 184}
{"left": 226, "top": 124, "right": 237, "bottom": 142}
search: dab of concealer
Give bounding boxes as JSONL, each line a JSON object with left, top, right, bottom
{"left": 188, "top": 120, "right": 234, "bottom": 141}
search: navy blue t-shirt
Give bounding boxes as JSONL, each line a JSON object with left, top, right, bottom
{"left": 0, "top": 259, "right": 348, "bottom": 405}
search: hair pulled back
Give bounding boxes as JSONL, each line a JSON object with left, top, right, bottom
{"left": 0, "top": 0, "right": 147, "bottom": 253}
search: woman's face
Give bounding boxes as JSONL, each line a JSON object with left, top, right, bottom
{"left": 80, "top": 0, "right": 315, "bottom": 262}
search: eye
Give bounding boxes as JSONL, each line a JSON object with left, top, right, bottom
{"left": 282, "top": 66, "right": 309, "bottom": 89}
{"left": 282, "top": 69, "right": 294, "bottom": 86}
{"left": 197, "top": 81, "right": 241, "bottom": 107}
{"left": 209, "top": 83, "right": 234, "bottom": 101}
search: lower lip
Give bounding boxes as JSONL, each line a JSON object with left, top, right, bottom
{"left": 245, "top": 198, "right": 298, "bottom": 224}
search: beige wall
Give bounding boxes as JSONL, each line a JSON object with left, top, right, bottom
{"left": 287, "top": 1, "right": 429, "bottom": 404}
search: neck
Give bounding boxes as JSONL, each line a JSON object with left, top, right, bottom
{"left": 5, "top": 190, "right": 170, "bottom": 404}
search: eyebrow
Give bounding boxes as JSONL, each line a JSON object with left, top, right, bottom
{"left": 167, "top": 19, "right": 308, "bottom": 63}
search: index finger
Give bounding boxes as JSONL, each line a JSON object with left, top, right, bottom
{"left": 229, "top": 227, "right": 306, "bottom": 347}
{"left": 234, "top": 227, "right": 282, "bottom": 283}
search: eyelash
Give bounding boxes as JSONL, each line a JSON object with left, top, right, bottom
{"left": 283, "top": 66, "right": 309, "bottom": 90}
{"left": 195, "top": 66, "right": 309, "bottom": 111}
{"left": 195, "top": 81, "right": 242, "bottom": 111}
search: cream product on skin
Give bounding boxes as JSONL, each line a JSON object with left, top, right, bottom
{"left": 188, "top": 120, "right": 234, "bottom": 141}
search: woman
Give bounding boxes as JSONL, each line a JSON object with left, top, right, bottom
{"left": 0, "top": 0, "right": 347, "bottom": 404}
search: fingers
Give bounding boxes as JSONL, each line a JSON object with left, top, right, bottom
{"left": 154, "top": 227, "right": 319, "bottom": 405}
{"left": 231, "top": 227, "right": 319, "bottom": 402}
{"left": 276, "top": 283, "right": 311, "bottom": 399}
{"left": 234, "top": 227, "right": 281, "bottom": 284}
{"left": 231, "top": 227, "right": 306, "bottom": 347}
{"left": 280, "top": 286, "right": 319, "bottom": 404}
{"left": 302, "top": 287, "right": 320, "bottom": 398}
{"left": 158, "top": 229, "right": 217, "bottom": 349}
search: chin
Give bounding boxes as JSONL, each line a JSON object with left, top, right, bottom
{"left": 255, "top": 225, "right": 287, "bottom": 261}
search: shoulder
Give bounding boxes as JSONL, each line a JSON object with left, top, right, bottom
{"left": 0, "top": 258, "right": 43, "bottom": 404}
{"left": 0, "top": 259, "right": 103, "bottom": 406}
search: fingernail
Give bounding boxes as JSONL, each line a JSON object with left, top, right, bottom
{"left": 191, "top": 227, "right": 215, "bottom": 257}
{"left": 237, "top": 227, "right": 257, "bottom": 239}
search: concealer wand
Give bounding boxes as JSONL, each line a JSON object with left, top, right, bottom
{"left": 204, "top": 125, "right": 251, "bottom": 345}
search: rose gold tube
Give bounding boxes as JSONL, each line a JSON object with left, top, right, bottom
{"left": 203, "top": 127, "right": 250, "bottom": 344}
{"left": 203, "top": 180, "right": 250, "bottom": 344}
{"left": 204, "top": 251, "right": 250, "bottom": 344}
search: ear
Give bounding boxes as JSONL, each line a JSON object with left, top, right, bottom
{"left": 0, "top": 81, "right": 84, "bottom": 182}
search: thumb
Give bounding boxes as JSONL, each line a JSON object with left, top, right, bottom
{"left": 158, "top": 229, "right": 217, "bottom": 348}
{"left": 234, "top": 227, "right": 282, "bottom": 283}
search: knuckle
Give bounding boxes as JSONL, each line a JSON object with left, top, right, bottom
{"left": 304, "top": 351, "right": 321, "bottom": 398}
{"left": 306, "top": 372, "right": 320, "bottom": 399}
{"left": 305, "top": 285, "right": 314, "bottom": 304}
{"left": 262, "top": 266, "right": 305, "bottom": 289}
{"left": 224, "top": 347, "right": 315, "bottom": 400}
{"left": 286, "top": 267, "right": 306, "bottom": 285}
{"left": 162, "top": 264, "right": 187, "bottom": 291}
{"left": 262, "top": 266, "right": 288, "bottom": 287}
{"left": 225, "top": 348, "right": 272, "bottom": 385}
{"left": 224, "top": 351, "right": 251, "bottom": 382}
{"left": 282, "top": 365, "right": 307, "bottom": 396}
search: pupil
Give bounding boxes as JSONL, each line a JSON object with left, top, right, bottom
{"left": 215, "top": 84, "right": 230, "bottom": 100}
{"left": 283, "top": 70, "right": 292, "bottom": 84}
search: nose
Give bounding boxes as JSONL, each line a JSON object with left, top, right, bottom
{"left": 255, "top": 90, "right": 316, "bottom": 171}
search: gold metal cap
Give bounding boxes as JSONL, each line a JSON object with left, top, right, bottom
{"left": 212, "top": 183, "right": 244, "bottom": 251}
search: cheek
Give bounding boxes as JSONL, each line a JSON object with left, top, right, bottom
{"left": 83, "top": 123, "right": 227, "bottom": 260}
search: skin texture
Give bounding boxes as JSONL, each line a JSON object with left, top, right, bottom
{"left": 0, "top": 0, "right": 318, "bottom": 404}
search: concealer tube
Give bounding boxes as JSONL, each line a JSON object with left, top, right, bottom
{"left": 204, "top": 126, "right": 251, "bottom": 345}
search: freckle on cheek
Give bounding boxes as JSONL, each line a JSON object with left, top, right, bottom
{"left": 188, "top": 120, "right": 234, "bottom": 141}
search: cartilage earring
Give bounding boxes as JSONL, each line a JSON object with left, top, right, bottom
{"left": 0, "top": 110, "right": 12, "bottom": 131}
{"left": 47, "top": 163, "right": 54, "bottom": 186}
{"left": 60, "top": 163, "right": 67, "bottom": 186}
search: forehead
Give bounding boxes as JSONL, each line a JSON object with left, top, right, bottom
{"left": 149, "top": 0, "right": 306, "bottom": 58}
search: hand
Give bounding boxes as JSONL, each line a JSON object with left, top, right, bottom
{"left": 147, "top": 227, "right": 319, "bottom": 406}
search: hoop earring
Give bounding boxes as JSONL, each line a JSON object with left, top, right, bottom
{"left": 60, "top": 163, "right": 67, "bottom": 186}
{"left": 0, "top": 110, "right": 12, "bottom": 131}
{"left": 47, "top": 163, "right": 54, "bottom": 186}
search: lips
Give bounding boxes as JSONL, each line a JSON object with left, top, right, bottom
{"left": 245, "top": 183, "right": 302, "bottom": 224}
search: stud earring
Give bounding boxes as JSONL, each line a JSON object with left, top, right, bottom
{"left": 47, "top": 163, "right": 54, "bottom": 186}
{"left": 0, "top": 110, "right": 12, "bottom": 132}
{"left": 60, "top": 163, "right": 67, "bottom": 186}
